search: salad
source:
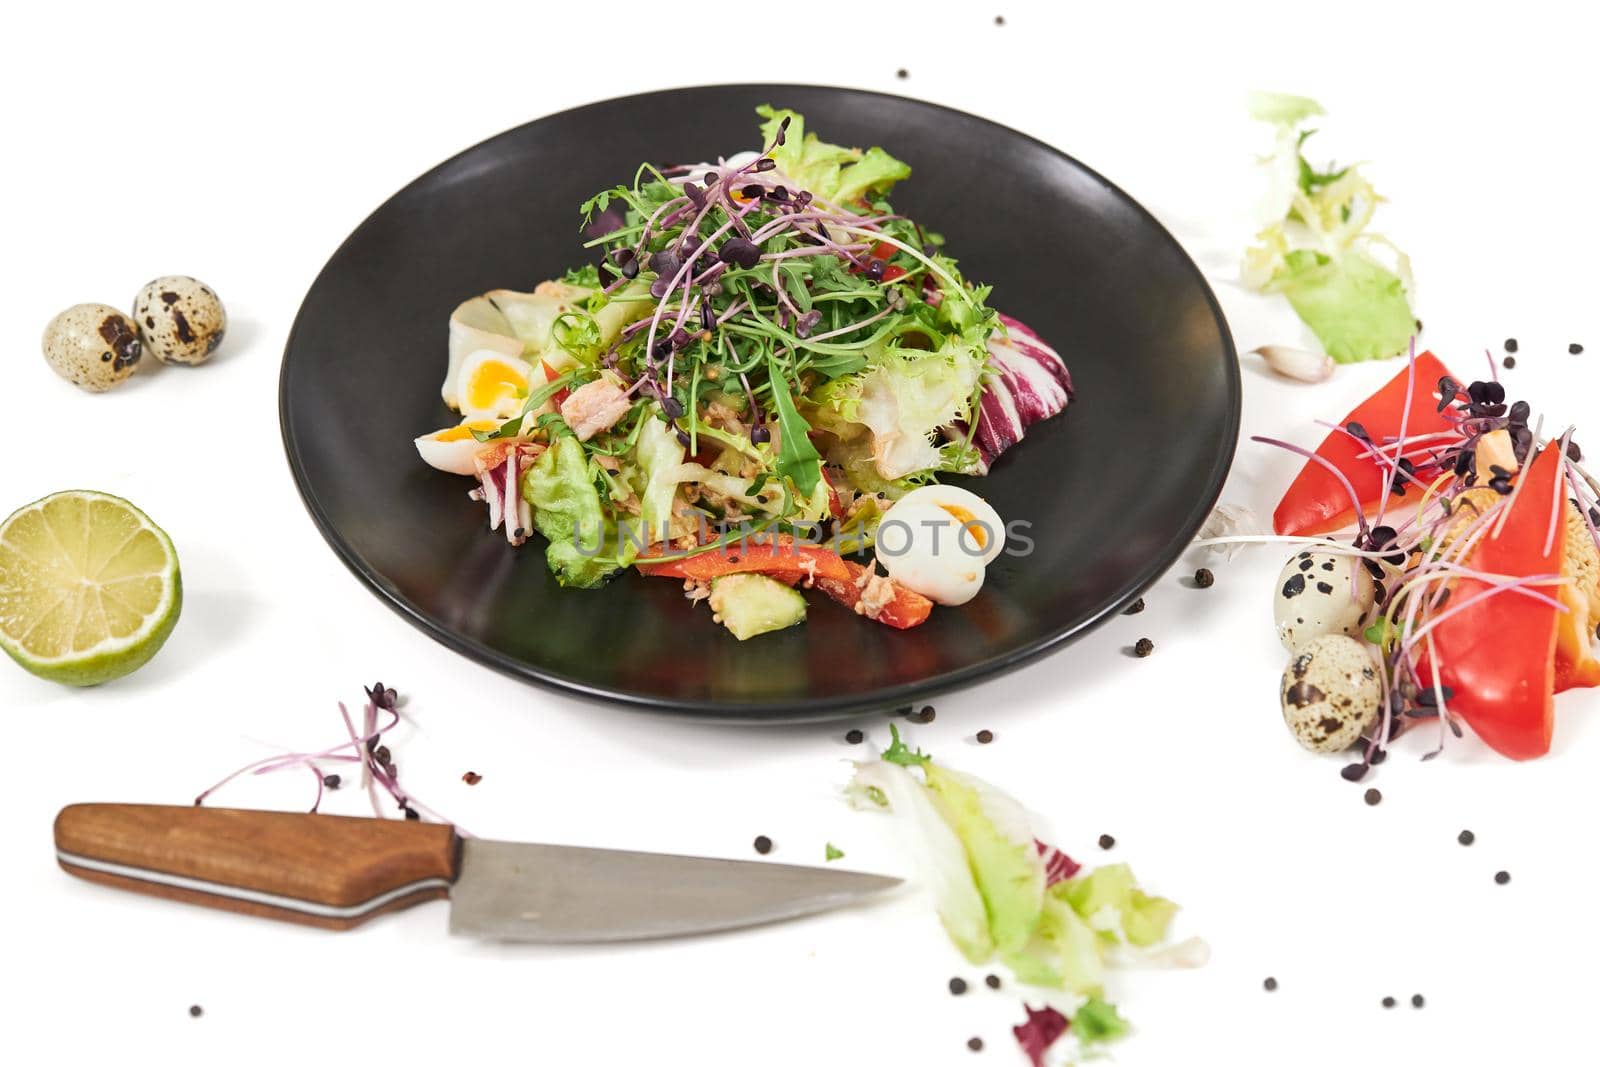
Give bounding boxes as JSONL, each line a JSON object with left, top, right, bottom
{"left": 414, "top": 107, "right": 1071, "bottom": 639}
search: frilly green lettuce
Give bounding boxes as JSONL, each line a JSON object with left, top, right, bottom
{"left": 811, "top": 335, "right": 985, "bottom": 481}
{"left": 756, "top": 105, "right": 911, "bottom": 206}
{"left": 1244, "top": 93, "right": 1415, "bottom": 363}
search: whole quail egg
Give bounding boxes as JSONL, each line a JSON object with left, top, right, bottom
{"left": 41, "top": 303, "right": 143, "bottom": 392}
{"left": 1280, "top": 634, "right": 1381, "bottom": 753}
{"left": 1273, "top": 549, "right": 1376, "bottom": 652}
{"left": 132, "top": 276, "right": 226, "bottom": 365}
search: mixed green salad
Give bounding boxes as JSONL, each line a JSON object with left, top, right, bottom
{"left": 415, "top": 107, "right": 1071, "bottom": 638}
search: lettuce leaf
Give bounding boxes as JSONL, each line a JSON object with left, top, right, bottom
{"left": 633, "top": 416, "right": 687, "bottom": 542}
{"left": 524, "top": 435, "right": 623, "bottom": 587}
{"left": 811, "top": 334, "right": 985, "bottom": 480}
{"left": 847, "top": 736, "right": 1190, "bottom": 1041}
{"left": 1270, "top": 248, "right": 1415, "bottom": 362}
{"left": 756, "top": 105, "right": 910, "bottom": 205}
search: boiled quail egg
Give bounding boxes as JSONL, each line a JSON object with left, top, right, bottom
{"left": 875, "top": 486, "right": 1005, "bottom": 605}
{"left": 1280, "top": 633, "right": 1381, "bottom": 752}
{"left": 454, "top": 350, "right": 535, "bottom": 420}
{"left": 1273, "top": 549, "right": 1376, "bottom": 652}
{"left": 414, "top": 418, "right": 501, "bottom": 476}
{"left": 41, "top": 303, "right": 143, "bottom": 392}
{"left": 132, "top": 275, "right": 226, "bottom": 365}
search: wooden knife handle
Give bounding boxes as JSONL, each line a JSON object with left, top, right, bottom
{"left": 54, "top": 804, "right": 460, "bottom": 930}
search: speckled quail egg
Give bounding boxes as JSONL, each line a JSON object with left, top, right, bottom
{"left": 41, "top": 303, "right": 143, "bottom": 391}
{"left": 1273, "top": 549, "right": 1376, "bottom": 652}
{"left": 1280, "top": 634, "right": 1381, "bottom": 753}
{"left": 132, "top": 276, "right": 226, "bottom": 365}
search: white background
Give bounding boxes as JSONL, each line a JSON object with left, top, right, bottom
{"left": 3, "top": 2, "right": 1597, "bottom": 1064}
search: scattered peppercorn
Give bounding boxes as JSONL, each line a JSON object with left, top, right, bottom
{"left": 1458, "top": 829, "right": 1475, "bottom": 846}
{"left": 1340, "top": 763, "right": 1368, "bottom": 782}
{"left": 1098, "top": 834, "right": 1116, "bottom": 850}
{"left": 949, "top": 976, "right": 968, "bottom": 995}
{"left": 845, "top": 728, "right": 865, "bottom": 744}
{"left": 1133, "top": 638, "right": 1155, "bottom": 657}
{"left": 1382, "top": 996, "right": 1396, "bottom": 1009}
{"left": 896, "top": 68, "right": 909, "bottom": 79}
{"left": 462, "top": 771, "right": 482, "bottom": 786}
{"left": 1263, "top": 977, "right": 1278, "bottom": 992}
{"left": 1364, "top": 788, "right": 1382, "bottom": 806}
{"left": 1495, "top": 870, "right": 1510, "bottom": 885}
{"left": 907, "top": 705, "right": 936, "bottom": 724}
{"left": 753, "top": 835, "right": 773, "bottom": 855}
{"left": 994, "top": 14, "right": 1005, "bottom": 24}
{"left": 189, "top": 1005, "right": 204, "bottom": 1018}
{"left": 1123, "top": 597, "right": 1145, "bottom": 615}
{"left": 975, "top": 729, "right": 994, "bottom": 744}
{"left": 1502, "top": 356, "right": 1516, "bottom": 369}
{"left": 1503, "top": 338, "right": 1518, "bottom": 353}
{"left": 1193, "top": 567, "right": 1215, "bottom": 588}
{"left": 985, "top": 974, "right": 1002, "bottom": 990}
{"left": 322, "top": 774, "right": 341, "bottom": 789}
{"left": 1411, "top": 994, "right": 1425, "bottom": 1008}
{"left": 1571, "top": 342, "right": 1585, "bottom": 355}
{"left": 967, "top": 1037, "right": 984, "bottom": 1052}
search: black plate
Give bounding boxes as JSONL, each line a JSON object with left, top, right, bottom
{"left": 281, "top": 85, "right": 1238, "bottom": 721}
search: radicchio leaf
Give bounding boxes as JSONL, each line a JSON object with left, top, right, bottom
{"left": 1013, "top": 1004, "right": 1070, "bottom": 1067}
{"left": 1035, "top": 839, "right": 1082, "bottom": 887}
{"left": 949, "top": 312, "right": 1072, "bottom": 473}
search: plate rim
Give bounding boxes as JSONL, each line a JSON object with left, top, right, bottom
{"left": 279, "top": 83, "right": 1240, "bottom": 721}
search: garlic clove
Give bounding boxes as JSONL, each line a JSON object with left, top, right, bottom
{"left": 1251, "top": 344, "right": 1334, "bottom": 383}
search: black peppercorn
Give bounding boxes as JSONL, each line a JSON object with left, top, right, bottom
{"left": 1133, "top": 638, "right": 1154, "bottom": 657}
{"left": 753, "top": 835, "right": 773, "bottom": 855}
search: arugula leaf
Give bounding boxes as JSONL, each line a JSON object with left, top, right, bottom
{"left": 561, "top": 264, "right": 601, "bottom": 288}
{"left": 766, "top": 354, "right": 823, "bottom": 497}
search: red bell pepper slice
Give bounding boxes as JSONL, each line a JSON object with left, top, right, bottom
{"left": 1273, "top": 351, "right": 1459, "bottom": 536}
{"left": 541, "top": 360, "right": 571, "bottom": 410}
{"left": 1425, "top": 445, "right": 1565, "bottom": 760}
{"left": 637, "top": 536, "right": 852, "bottom": 586}
{"left": 813, "top": 560, "right": 934, "bottom": 630}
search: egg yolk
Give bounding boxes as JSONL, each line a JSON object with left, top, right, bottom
{"left": 465, "top": 361, "right": 526, "bottom": 411}
{"left": 434, "top": 425, "right": 478, "bottom": 441}
{"left": 940, "top": 504, "right": 988, "bottom": 549}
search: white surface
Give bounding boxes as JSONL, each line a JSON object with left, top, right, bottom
{"left": 3, "top": 2, "right": 1596, "bottom": 1064}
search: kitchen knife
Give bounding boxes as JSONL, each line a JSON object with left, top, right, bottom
{"left": 53, "top": 804, "right": 899, "bottom": 941}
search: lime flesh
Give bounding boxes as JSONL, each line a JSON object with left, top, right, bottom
{"left": 0, "top": 491, "right": 182, "bottom": 686}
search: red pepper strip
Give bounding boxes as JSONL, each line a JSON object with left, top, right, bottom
{"left": 541, "top": 360, "right": 571, "bottom": 410}
{"left": 637, "top": 537, "right": 852, "bottom": 585}
{"left": 1425, "top": 445, "right": 1564, "bottom": 760}
{"left": 820, "top": 468, "right": 845, "bottom": 521}
{"left": 1273, "top": 351, "right": 1458, "bottom": 536}
{"left": 813, "top": 561, "right": 934, "bottom": 630}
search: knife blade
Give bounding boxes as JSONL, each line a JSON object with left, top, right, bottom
{"left": 53, "top": 804, "right": 899, "bottom": 941}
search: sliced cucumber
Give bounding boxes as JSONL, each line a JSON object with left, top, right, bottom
{"left": 709, "top": 573, "right": 806, "bottom": 640}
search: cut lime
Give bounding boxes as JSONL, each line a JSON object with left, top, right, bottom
{"left": 0, "top": 490, "right": 182, "bottom": 686}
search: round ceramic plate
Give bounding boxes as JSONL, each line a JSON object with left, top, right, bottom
{"left": 281, "top": 85, "right": 1239, "bottom": 721}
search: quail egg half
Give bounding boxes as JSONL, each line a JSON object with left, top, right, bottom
{"left": 875, "top": 485, "right": 1005, "bottom": 605}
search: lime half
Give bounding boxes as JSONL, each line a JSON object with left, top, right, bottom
{"left": 0, "top": 491, "right": 182, "bottom": 686}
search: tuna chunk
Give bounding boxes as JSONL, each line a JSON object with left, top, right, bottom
{"left": 560, "top": 379, "right": 633, "bottom": 441}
